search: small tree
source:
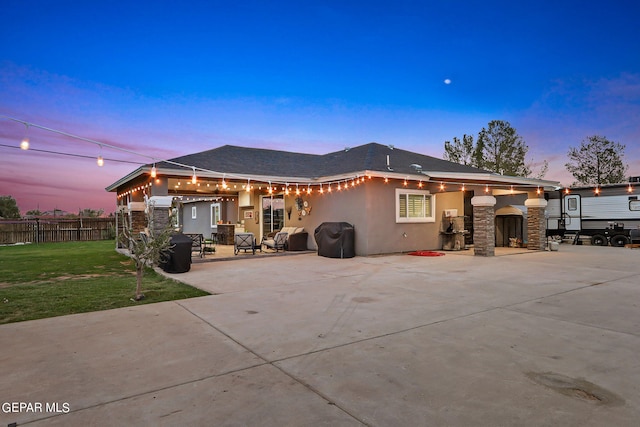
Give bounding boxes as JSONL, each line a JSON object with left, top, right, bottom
{"left": 119, "top": 204, "right": 174, "bottom": 301}
{"left": 565, "top": 135, "right": 628, "bottom": 185}
{"left": 0, "top": 196, "right": 21, "bottom": 218}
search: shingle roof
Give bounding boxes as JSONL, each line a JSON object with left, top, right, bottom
{"left": 158, "top": 142, "right": 488, "bottom": 179}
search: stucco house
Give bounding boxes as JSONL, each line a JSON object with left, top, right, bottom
{"left": 106, "top": 142, "right": 559, "bottom": 256}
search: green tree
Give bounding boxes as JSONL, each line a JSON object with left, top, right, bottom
{"left": 26, "top": 209, "right": 43, "bottom": 216}
{"left": 0, "top": 196, "right": 21, "bottom": 219}
{"left": 477, "top": 120, "right": 531, "bottom": 176}
{"left": 119, "top": 204, "right": 174, "bottom": 301}
{"left": 565, "top": 135, "right": 627, "bottom": 185}
{"left": 443, "top": 134, "right": 483, "bottom": 167}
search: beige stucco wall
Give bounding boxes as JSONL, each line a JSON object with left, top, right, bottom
{"left": 263, "top": 180, "right": 466, "bottom": 256}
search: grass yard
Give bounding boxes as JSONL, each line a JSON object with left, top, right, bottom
{"left": 0, "top": 240, "right": 209, "bottom": 324}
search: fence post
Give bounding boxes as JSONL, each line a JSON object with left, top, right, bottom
{"left": 36, "top": 218, "right": 40, "bottom": 244}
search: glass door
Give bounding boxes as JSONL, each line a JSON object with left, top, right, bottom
{"left": 262, "top": 195, "right": 284, "bottom": 237}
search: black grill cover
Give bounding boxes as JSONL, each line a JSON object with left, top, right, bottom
{"left": 160, "top": 233, "right": 192, "bottom": 273}
{"left": 314, "top": 222, "right": 355, "bottom": 258}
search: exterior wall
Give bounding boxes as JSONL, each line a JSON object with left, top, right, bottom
{"left": 268, "top": 180, "right": 465, "bottom": 256}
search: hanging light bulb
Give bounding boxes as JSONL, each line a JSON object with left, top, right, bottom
{"left": 403, "top": 179, "right": 408, "bottom": 187}
{"left": 296, "top": 184, "right": 300, "bottom": 195}
{"left": 246, "top": 179, "right": 251, "bottom": 192}
{"left": 96, "top": 144, "right": 104, "bottom": 166}
{"left": 20, "top": 124, "right": 30, "bottom": 150}
{"left": 484, "top": 184, "right": 489, "bottom": 193}
{"left": 328, "top": 184, "right": 332, "bottom": 193}
{"left": 440, "top": 182, "right": 445, "bottom": 191}
{"left": 319, "top": 184, "right": 324, "bottom": 194}
{"left": 628, "top": 183, "right": 633, "bottom": 193}
{"left": 191, "top": 168, "right": 197, "bottom": 184}
{"left": 510, "top": 185, "right": 514, "bottom": 194}
{"left": 418, "top": 180, "right": 423, "bottom": 188}
{"left": 285, "top": 183, "right": 290, "bottom": 195}
{"left": 594, "top": 186, "right": 600, "bottom": 195}
{"left": 307, "top": 184, "right": 312, "bottom": 194}
{"left": 565, "top": 188, "right": 570, "bottom": 195}
{"left": 461, "top": 184, "right": 465, "bottom": 192}
{"left": 536, "top": 186, "right": 541, "bottom": 195}
{"left": 384, "top": 177, "right": 389, "bottom": 183}
{"left": 150, "top": 164, "right": 157, "bottom": 178}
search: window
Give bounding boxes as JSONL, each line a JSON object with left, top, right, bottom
{"left": 210, "top": 203, "right": 221, "bottom": 227}
{"left": 191, "top": 206, "right": 197, "bottom": 219}
{"left": 395, "top": 189, "right": 435, "bottom": 223}
{"left": 630, "top": 200, "right": 640, "bottom": 211}
{"left": 567, "top": 198, "right": 578, "bottom": 211}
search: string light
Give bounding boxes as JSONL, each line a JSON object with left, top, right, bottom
{"left": 485, "top": 184, "right": 490, "bottom": 193}
{"left": 628, "top": 183, "right": 633, "bottom": 193}
{"left": 594, "top": 186, "right": 600, "bottom": 195}
{"left": 4, "top": 115, "right": 569, "bottom": 201}
{"left": 96, "top": 144, "right": 104, "bottom": 166}
{"left": 565, "top": 188, "right": 570, "bottom": 195}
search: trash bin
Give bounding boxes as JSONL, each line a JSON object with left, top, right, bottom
{"left": 314, "top": 222, "right": 355, "bottom": 258}
{"left": 160, "top": 233, "right": 192, "bottom": 273}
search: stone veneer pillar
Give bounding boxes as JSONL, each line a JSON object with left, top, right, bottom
{"left": 471, "top": 195, "right": 497, "bottom": 257}
{"left": 147, "top": 196, "right": 174, "bottom": 236}
{"left": 525, "top": 198, "right": 548, "bottom": 250}
{"left": 127, "top": 201, "right": 147, "bottom": 236}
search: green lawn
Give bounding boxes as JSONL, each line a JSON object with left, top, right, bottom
{"left": 0, "top": 240, "right": 209, "bottom": 324}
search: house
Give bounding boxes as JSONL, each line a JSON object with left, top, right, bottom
{"left": 106, "top": 143, "right": 559, "bottom": 256}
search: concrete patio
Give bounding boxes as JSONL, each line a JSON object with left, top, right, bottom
{"left": 1, "top": 244, "right": 639, "bottom": 426}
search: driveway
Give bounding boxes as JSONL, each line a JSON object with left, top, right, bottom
{"left": 1, "top": 245, "right": 639, "bottom": 426}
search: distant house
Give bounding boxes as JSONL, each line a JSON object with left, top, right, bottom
{"left": 106, "top": 143, "right": 558, "bottom": 256}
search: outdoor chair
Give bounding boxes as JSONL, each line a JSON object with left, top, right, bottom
{"left": 234, "top": 232, "right": 256, "bottom": 255}
{"left": 203, "top": 232, "right": 216, "bottom": 254}
{"left": 263, "top": 231, "right": 288, "bottom": 252}
{"left": 185, "top": 233, "right": 205, "bottom": 258}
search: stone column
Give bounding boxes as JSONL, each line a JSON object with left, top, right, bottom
{"left": 525, "top": 198, "right": 548, "bottom": 250}
{"left": 471, "top": 196, "right": 496, "bottom": 257}
{"left": 147, "top": 196, "right": 174, "bottom": 236}
{"left": 127, "top": 202, "right": 147, "bottom": 236}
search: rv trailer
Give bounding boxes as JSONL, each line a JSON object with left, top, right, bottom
{"left": 546, "top": 182, "right": 640, "bottom": 246}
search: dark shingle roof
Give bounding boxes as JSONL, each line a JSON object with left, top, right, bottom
{"left": 159, "top": 142, "right": 488, "bottom": 178}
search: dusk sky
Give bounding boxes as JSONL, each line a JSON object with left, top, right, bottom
{"left": 1, "top": 1, "right": 639, "bottom": 214}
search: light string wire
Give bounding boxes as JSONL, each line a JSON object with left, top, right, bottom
{"left": 2, "top": 114, "right": 607, "bottom": 194}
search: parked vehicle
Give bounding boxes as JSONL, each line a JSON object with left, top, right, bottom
{"left": 546, "top": 182, "right": 640, "bottom": 246}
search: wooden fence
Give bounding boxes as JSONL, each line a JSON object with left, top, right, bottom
{"left": 0, "top": 218, "right": 116, "bottom": 244}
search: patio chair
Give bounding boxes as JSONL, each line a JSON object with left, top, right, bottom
{"left": 263, "top": 231, "right": 288, "bottom": 252}
{"left": 185, "top": 233, "right": 205, "bottom": 258}
{"left": 234, "top": 232, "right": 256, "bottom": 255}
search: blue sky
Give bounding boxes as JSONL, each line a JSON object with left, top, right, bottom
{"left": 1, "top": 0, "right": 639, "bottom": 213}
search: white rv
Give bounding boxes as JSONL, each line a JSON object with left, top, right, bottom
{"left": 546, "top": 182, "right": 640, "bottom": 246}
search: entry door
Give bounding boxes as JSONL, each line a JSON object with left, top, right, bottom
{"left": 261, "top": 195, "right": 284, "bottom": 237}
{"left": 563, "top": 194, "right": 581, "bottom": 231}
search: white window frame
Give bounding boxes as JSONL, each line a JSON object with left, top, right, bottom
{"left": 210, "top": 203, "right": 221, "bottom": 228}
{"left": 191, "top": 206, "right": 197, "bottom": 219}
{"left": 395, "top": 188, "right": 435, "bottom": 223}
